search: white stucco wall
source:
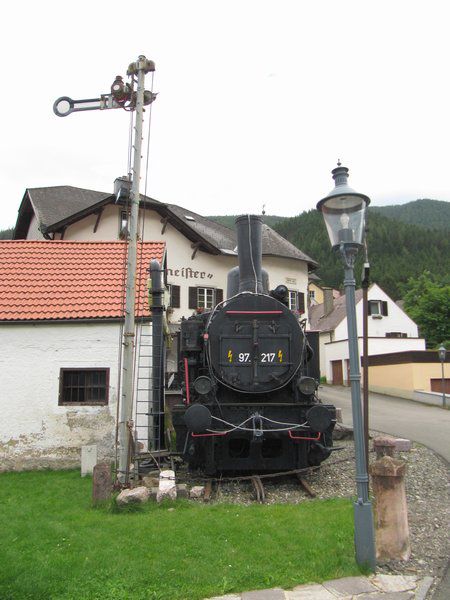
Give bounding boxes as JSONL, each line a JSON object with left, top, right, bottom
{"left": 26, "top": 214, "right": 46, "bottom": 239}
{"left": 0, "top": 321, "right": 121, "bottom": 470}
{"left": 334, "top": 284, "right": 419, "bottom": 341}
{"left": 324, "top": 337, "right": 426, "bottom": 383}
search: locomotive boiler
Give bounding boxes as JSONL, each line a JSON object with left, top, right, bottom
{"left": 172, "top": 215, "right": 336, "bottom": 474}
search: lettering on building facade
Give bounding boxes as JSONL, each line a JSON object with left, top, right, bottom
{"left": 167, "top": 267, "right": 214, "bottom": 280}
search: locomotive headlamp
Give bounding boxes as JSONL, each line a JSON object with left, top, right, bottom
{"left": 297, "top": 376, "right": 317, "bottom": 396}
{"left": 306, "top": 405, "right": 332, "bottom": 433}
{"left": 316, "top": 163, "right": 369, "bottom": 250}
{"left": 193, "top": 376, "right": 213, "bottom": 396}
{"left": 184, "top": 404, "right": 212, "bottom": 433}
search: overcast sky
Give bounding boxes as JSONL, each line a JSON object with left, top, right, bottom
{"left": 1, "top": 0, "right": 449, "bottom": 230}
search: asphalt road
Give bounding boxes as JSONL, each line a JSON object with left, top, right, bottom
{"left": 318, "top": 386, "right": 450, "bottom": 463}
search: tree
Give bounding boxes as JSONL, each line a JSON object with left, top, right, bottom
{"left": 402, "top": 272, "right": 450, "bottom": 349}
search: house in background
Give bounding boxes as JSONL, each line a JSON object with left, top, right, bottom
{"left": 0, "top": 240, "right": 165, "bottom": 471}
{"left": 14, "top": 179, "right": 316, "bottom": 322}
{"left": 308, "top": 273, "right": 340, "bottom": 306}
{"left": 309, "top": 283, "right": 426, "bottom": 389}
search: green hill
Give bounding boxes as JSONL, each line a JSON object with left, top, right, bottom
{"left": 372, "top": 199, "right": 450, "bottom": 230}
{"left": 273, "top": 209, "right": 449, "bottom": 300}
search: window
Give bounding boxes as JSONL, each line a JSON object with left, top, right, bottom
{"left": 288, "top": 290, "right": 305, "bottom": 314}
{"left": 309, "top": 289, "right": 315, "bottom": 300}
{"left": 59, "top": 369, "right": 109, "bottom": 405}
{"left": 189, "top": 287, "right": 223, "bottom": 310}
{"left": 368, "top": 300, "right": 388, "bottom": 317}
{"left": 119, "top": 210, "right": 129, "bottom": 238}
{"left": 198, "top": 287, "right": 214, "bottom": 309}
{"left": 288, "top": 290, "right": 298, "bottom": 311}
{"left": 386, "top": 332, "right": 407, "bottom": 338}
{"left": 167, "top": 284, "right": 180, "bottom": 308}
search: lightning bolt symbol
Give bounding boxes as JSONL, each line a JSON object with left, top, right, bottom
{"left": 228, "top": 350, "right": 233, "bottom": 363}
{"left": 278, "top": 350, "right": 283, "bottom": 363}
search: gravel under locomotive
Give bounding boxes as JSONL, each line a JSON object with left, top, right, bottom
{"left": 172, "top": 215, "right": 336, "bottom": 474}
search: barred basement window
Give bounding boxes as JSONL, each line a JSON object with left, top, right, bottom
{"left": 59, "top": 368, "right": 109, "bottom": 405}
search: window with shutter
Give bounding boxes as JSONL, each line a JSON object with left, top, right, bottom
{"left": 297, "top": 292, "right": 305, "bottom": 314}
{"left": 188, "top": 287, "right": 197, "bottom": 309}
{"left": 288, "top": 290, "right": 298, "bottom": 311}
{"left": 381, "top": 301, "right": 388, "bottom": 316}
{"left": 170, "top": 285, "right": 180, "bottom": 308}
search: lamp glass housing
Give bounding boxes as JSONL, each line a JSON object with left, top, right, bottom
{"left": 319, "top": 194, "right": 367, "bottom": 248}
{"left": 438, "top": 346, "right": 446, "bottom": 362}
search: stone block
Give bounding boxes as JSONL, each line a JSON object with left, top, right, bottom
{"left": 414, "top": 576, "right": 433, "bottom": 600}
{"left": 373, "top": 436, "right": 396, "bottom": 458}
{"left": 335, "top": 407, "right": 343, "bottom": 423}
{"left": 176, "top": 483, "right": 189, "bottom": 498}
{"left": 117, "top": 486, "right": 150, "bottom": 506}
{"left": 394, "top": 438, "right": 412, "bottom": 452}
{"left": 287, "top": 584, "right": 336, "bottom": 599}
{"left": 323, "top": 576, "right": 378, "bottom": 597}
{"left": 190, "top": 485, "right": 205, "bottom": 499}
{"left": 356, "top": 593, "right": 413, "bottom": 600}
{"left": 142, "top": 475, "right": 159, "bottom": 489}
{"left": 206, "top": 596, "right": 241, "bottom": 600}
{"left": 332, "top": 422, "right": 353, "bottom": 440}
{"left": 241, "top": 588, "right": 285, "bottom": 600}
{"left": 157, "top": 469, "right": 177, "bottom": 502}
{"left": 92, "top": 463, "right": 112, "bottom": 505}
{"left": 81, "top": 444, "right": 97, "bottom": 476}
{"left": 371, "top": 574, "right": 416, "bottom": 593}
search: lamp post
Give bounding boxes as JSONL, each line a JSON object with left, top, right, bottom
{"left": 317, "top": 163, "right": 376, "bottom": 570}
{"left": 438, "top": 346, "right": 447, "bottom": 408}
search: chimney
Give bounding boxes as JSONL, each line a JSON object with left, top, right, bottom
{"left": 235, "top": 215, "right": 263, "bottom": 293}
{"left": 323, "top": 287, "right": 334, "bottom": 317}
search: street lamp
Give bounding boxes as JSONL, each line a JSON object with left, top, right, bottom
{"left": 317, "top": 163, "right": 376, "bottom": 570}
{"left": 438, "top": 346, "right": 447, "bottom": 408}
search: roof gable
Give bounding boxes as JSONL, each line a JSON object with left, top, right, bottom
{"left": 13, "top": 184, "right": 317, "bottom": 267}
{"left": 309, "top": 289, "right": 364, "bottom": 332}
{"left": 0, "top": 241, "right": 165, "bottom": 322}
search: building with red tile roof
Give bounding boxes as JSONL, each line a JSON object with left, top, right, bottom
{"left": 0, "top": 240, "right": 166, "bottom": 322}
{"left": 0, "top": 240, "right": 166, "bottom": 472}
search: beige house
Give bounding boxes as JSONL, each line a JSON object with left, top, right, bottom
{"left": 368, "top": 350, "right": 449, "bottom": 405}
{"left": 14, "top": 179, "right": 317, "bottom": 323}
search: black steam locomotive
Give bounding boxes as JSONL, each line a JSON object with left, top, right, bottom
{"left": 172, "top": 215, "right": 336, "bottom": 474}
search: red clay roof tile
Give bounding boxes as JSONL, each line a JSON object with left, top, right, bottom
{"left": 0, "top": 241, "right": 165, "bottom": 321}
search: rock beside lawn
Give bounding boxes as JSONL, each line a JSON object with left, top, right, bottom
{"left": 117, "top": 486, "right": 150, "bottom": 506}
{"left": 156, "top": 470, "right": 177, "bottom": 502}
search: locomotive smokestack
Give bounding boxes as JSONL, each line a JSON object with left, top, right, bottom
{"left": 235, "top": 215, "right": 263, "bottom": 293}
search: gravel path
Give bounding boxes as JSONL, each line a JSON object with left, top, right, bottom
{"left": 182, "top": 436, "right": 450, "bottom": 585}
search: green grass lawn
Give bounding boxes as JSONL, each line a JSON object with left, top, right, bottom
{"left": 0, "top": 470, "right": 361, "bottom": 600}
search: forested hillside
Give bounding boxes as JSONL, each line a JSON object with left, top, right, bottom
{"left": 371, "top": 199, "right": 450, "bottom": 231}
{"left": 208, "top": 200, "right": 449, "bottom": 300}
{"left": 0, "top": 228, "right": 13, "bottom": 239}
{"left": 272, "top": 210, "right": 449, "bottom": 300}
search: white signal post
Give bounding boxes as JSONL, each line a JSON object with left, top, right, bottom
{"left": 53, "top": 56, "right": 157, "bottom": 484}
